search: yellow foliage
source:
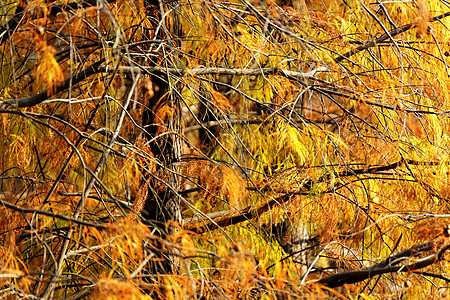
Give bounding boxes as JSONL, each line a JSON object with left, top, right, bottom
{"left": 36, "top": 44, "right": 64, "bottom": 95}
{"left": 3, "top": 0, "right": 450, "bottom": 299}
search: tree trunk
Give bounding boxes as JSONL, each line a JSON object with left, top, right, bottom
{"left": 137, "top": 0, "right": 183, "bottom": 274}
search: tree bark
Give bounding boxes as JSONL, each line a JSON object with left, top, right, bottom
{"left": 137, "top": 0, "right": 183, "bottom": 274}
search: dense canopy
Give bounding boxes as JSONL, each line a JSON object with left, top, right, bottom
{"left": 1, "top": 0, "right": 450, "bottom": 298}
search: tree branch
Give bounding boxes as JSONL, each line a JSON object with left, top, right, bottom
{"left": 0, "top": 59, "right": 105, "bottom": 109}
{"left": 184, "top": 191, "right": 306, "bottom": 233}
{"left": 0, "top": 198, "right": 106, "bottom": 230}
{"left": 334, "top": 11, "right": 450, "bottom": 63}
{"left": 317, "top": 241, "right": 450, "bottom": 288}
{"left": 183, "top": 159, "right": 445, "bottom": 233}
{"left": 99, "top": 65, "right": 328, "bottom": 79}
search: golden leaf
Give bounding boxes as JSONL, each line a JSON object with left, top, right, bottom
{"left": 36, "top": 45, "right": 64, "bottom": 96}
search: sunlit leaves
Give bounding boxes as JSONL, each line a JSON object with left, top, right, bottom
{"left": 2, "top": 0, "right": 450, "bottom": 298}
{"left": 36, "top": 44, "right": 64, "bottom": 96}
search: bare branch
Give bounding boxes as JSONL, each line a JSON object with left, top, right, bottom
{"left": 334, "top": 11, "right": 450, "bottom": 63}
{"left": 0, "top": 199, "right": 107, "bottom": 229}
{"left": 0, "top": 59, "right": 105, "bottom": 109}
{"left": 317, "top": 241, "right": 450, "bottom": 288}
{"left": 99, "top": 65, "right": 328, "bottom": 79}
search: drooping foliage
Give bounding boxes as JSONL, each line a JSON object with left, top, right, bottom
{"left": 1, "top": 0, "right": 450, "bottom": 298}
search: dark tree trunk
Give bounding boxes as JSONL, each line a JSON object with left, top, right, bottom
{"left": 138, "top": 0, "right": 183, "bottom": 274}
{"left": 140, "top": 73, "right": 182, "bottom": 273}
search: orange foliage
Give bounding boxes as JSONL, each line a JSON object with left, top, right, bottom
{"left": 2, "top": 0, "right": 450, "bottom": 298}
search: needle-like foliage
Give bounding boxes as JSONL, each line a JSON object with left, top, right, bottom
{"left": 1, "top": 0, "right": 450, "bottom": 298}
